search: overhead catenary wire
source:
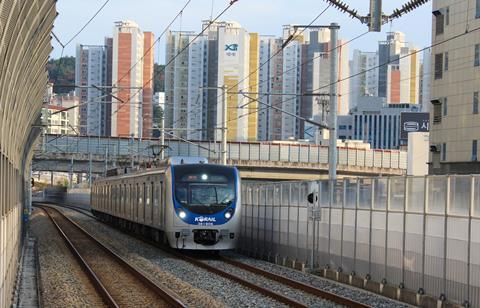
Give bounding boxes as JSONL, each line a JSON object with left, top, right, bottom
{"left": 173, "top": 28, "right": 370, "bottom": 131}
{"left": 227, "top": 27, "right": 480, "bottom": 130}
{"left": 64, "top": 0, "right": 111, "bottom": 47}
{"left": 171, "top": 4, "right": 335, "bottom": 133}
{"left": 112, "top": 0, "right": 240, "bottom": 118}
{"left": 114, "top": 0, "right": 194, "bottom": 86}
{"left": 310, "top": 23, "right": 480, "bottom": 94}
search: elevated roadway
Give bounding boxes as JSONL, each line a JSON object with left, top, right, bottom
{"left": 33, "top": 134, "right": 407, "bottom": 180}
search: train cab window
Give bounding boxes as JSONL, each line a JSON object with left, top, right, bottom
{"left": 172, "top": 165, "right": 236, "bottom": 215}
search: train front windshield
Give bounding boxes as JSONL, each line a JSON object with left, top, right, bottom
{"left": 173, "top": 165, "right": 236, "bottom": 215}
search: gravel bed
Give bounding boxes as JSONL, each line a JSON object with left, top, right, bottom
{"left": 204, "top": 259, "right": 341, "bottom": 307}
{"left": 222, "top": 251, "right": 411, "bottom": 308}
{"left": 59, "top": 207, "right": 285, "bottom": 308}
{"left": 29, "top": 208, "right": 106, "bottom": 307}
{"left": 48, "top": 208, "right": 168, "bottom": 307}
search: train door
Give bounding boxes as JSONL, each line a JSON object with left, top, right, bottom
{"left": 135, "top": 183, "right": 139, "bottom": 222}
{"left": 112, "top": 184, "right": 120, "bottom": 216}
{"left": 149, "top": 181, "right": 155, "bottom": 226}
{"left": 145, "top": 181, "right": 151, "bottom": 225}
{"left": 161, "top": 181, "right": 166, "bottom": 227}
{"left": 153, "top": 180, "right": 160, "bottom": 228}
{"left": 101, "top": 185, "right": 104, "bottom": 212}
{"left": 125, "top": 184, "right": 129, "bottom": 219}
{"left": 140, "top": 182, "right": 145, "bottom": 224}
{"left": 108, "top": 185, "right": 111, "bottom": 214}
{"left": 122, "top": 184, "right": 126, "bottom": 218}
{"left": 129, "top": 182, "right": 134, "bottom": 220}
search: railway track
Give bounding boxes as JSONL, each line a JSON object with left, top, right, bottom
{"left": 216, "top": 256, "right": 370, "bottom": 308}
{"left": 45, "top": 202, "right": 372, "bottom": 307}
{"left": 36, "top": 205, "right": 186, "bottom": 308}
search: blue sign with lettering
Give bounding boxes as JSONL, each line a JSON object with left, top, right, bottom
{"left": 225, "top": 44, "right": 239, "bottom": 51}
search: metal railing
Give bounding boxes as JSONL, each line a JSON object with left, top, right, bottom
{"left": 240, "top": 175, "right": 480, "bottom": 307}
{"left": 39, "top": 134, "right": 407, "bottom": 170}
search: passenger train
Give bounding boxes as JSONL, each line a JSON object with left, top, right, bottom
{"left": 91, "top": 157, "right": 241, "bottom": 250}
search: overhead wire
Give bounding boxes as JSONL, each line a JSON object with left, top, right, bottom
{"left": 64, "top": 0, "right": 112, "bottom": 47}
{"left": 227, "top": 22, "right": 480, "bottom": 133}
{"left": 114, "top": 0, "right": 194, "bottom": 86}
{"left": 114, "top": 0, "right": 240, "bottom": 122}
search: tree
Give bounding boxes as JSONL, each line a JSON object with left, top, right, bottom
{"left": 153, "top": 63, "right": 165, "bottom": 93}
{"left": 47, "top": 57, "right": 76, "bottom": 94}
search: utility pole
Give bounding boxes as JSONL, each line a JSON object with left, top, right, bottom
{"left": 199, "top": 86, "right": 229, "bottom": 165}
{"left": 160, "top": 111, "right": 165, "bottom": 160}
{"left": 329, "top": 23, "right": 339, "bottom": 182}
{"left": 221, "top": 85, "right": 227, "bottom": 165}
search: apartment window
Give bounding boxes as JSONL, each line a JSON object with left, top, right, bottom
{"left": 441, "top": 143, "right": 447, "bottom": 161}
{"left": 473, "top": 140, "right": 478, "bottom": 161}
{"left": 434, "top": 53, "right": 443, "bottom": 79}
{"left": 443, "top": 97, "right": 448, "bottom": 116}
{"left": 434, "top": 10, "right": 444, "bottom": 35}
{"left": 432, "top": 98, "right": 442, "bottom": 123}
{"left": 446, "top": 6, "right": 450, "bottom": 25}
{"left": 475, "top": 44, "right": 480, "bottom": 67}
{"left": 474, "top": 92, "right": 479, "bottom": 114}
{"left": 444, "top": 52, "right": 449, "bottom": 71}
{"left": 477, "top": 0, "right": 480, "bottom": 18}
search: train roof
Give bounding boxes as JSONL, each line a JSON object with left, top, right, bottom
{"left": 94, "top": 163, "right": 237, "bottom": 184}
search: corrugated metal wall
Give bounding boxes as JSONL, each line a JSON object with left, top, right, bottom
{"left": 0, "top": 0, "right": 55, "bottom": 305}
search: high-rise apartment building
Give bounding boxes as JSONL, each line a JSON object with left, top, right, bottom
{"left": 429, "top": 0, "right": 480, "bottom": 174}
{"left": 261, "top": 26, "right": 349, "bottom": 141}
{"left": 215, "top": 21, "right": 258, "bottom": 141}
{"left": 111, "top": 20, "right": 154, "bottom": 138}
{"left": 386, "top": 45, "right": 420, "bottom": 104}
{"left": 165, "top": 32, "right": 207, "bottom": 140}
{"left": 350, "top": 50, "right": 379, "bottom": 108}
{"left": 419, "top": 49, "right": 432, "bottom": 112}
{"left": 378, "top": 32, "right": 406, "bottom": 98}
{"left": 257, "top": 36, "right": 281, "bottom": 141}
{"left": 165, "top": 21, "right": 259, "bottom": 142}
{"left": 165, "top": 22, "right": 350, "bottom": 143}
{"left": 75, "top": 42, "right": 112, "bottom": 136}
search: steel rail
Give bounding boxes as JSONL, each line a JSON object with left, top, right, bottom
{"left": 37, "top": 206, "right": 119, "bottom": 308}
{"left": 36, "top": 205, "right": 186, "bottom": 308}
{"left": 45, "top": 202, "right": 369, "bottom": 307}
{"left": 219, "top": 256, "right": 371, "bottom": 308}
{"left": 166, "top": 249, "right": 308, "bottom": 308}
{"left": 45, "top": 203, "right": 307, "bottom": 307}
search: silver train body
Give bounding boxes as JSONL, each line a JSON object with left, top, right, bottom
{"left": 91, "top": 158, "right": 241, "bottom": 250}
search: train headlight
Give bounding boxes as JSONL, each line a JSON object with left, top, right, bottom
{"left": 224, "top": 211, "right": 232, "bottom": 219}
{"left": 179, "top": 210, "right": 187, "bottom": 219}
{"left": 201, "top": 174, "right": 208, "bottom": 180}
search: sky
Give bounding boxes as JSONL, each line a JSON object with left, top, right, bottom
{"left": 52, "top": 0, "right": 433, "bottom": 62}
